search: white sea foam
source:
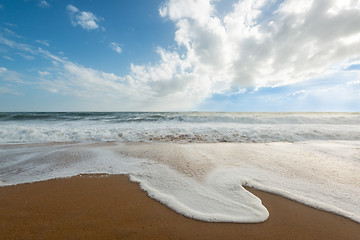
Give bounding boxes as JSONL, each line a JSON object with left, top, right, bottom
{"left": 1, "top": 118, "right": 360, "bottom": 143}
{"left": 0, "top": 142, "right": 269, "bottom": 222}
{"left": 0, "top": 141, "right": 359, "bottom": 223}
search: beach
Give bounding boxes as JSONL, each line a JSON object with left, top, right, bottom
{"left": 1, "top": 112, "right": 359, "bottom": 239}
{"left": 0, "top": 174, "right": 359, "bottom": 240}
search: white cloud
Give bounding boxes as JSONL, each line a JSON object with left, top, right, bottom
{"left": 156, "top": 0, "right": 360, "bottom": 93}
{"left": 39, "top": 0, "right": 50, "bottom": 8}
{"left": 38, "top": 51, "right": 204, "bottom": 110}
{"left": 36, "top": 39, "right": 50, "bottom": 46}
{"left": 38, "top": 47, "right": 66, "bottom": 63}
{"left": 0, "top": 33, "right": 36, "bottom": 59}
{"left": 3, "top": 28, "right": 22, "bottom": 39}
{"left": 0, "top": 86, "right": 21, "bottom": 96}
{"left": 66, "top": 5, "right": 102, "bottom": 31}
{"left": 160, "top": 0, "right": 215, "bottom": 25}
{"left": 347, "top": 80, "right": 360, "bottom": 85}
{"left": 66, "top": 4, "right": 78, "bottom": 13}
{"left": 277, "top": 0, "right": 314, "bottom": 15}
{"left": 17, "top": 52, "right": 34, "bottom": 60}
{"left": 0, "top": 67, "right": 23, "bottom": 95}
{"left": 0, "top": 35, "right": 35, "bottom": 54}
{"left": 288, "top": 90, "right": 307, "bottom": 97}
{"left": 0, "top": 67, "right": 24, "bottom": 84}
{"left": 4, "top": 23, "right": 17, "bottom": 28}
{"left": 159, "top": 5, "right": 168, "bottom": 17}
{"left": 327, "top": 0, "right": 360, "bottom": 15}
{"left": 38, "top": 70, "right": 50, "bottom": 76}
{"left": 109, "top": 42, "right": 122, "bottom": 54}
{"left": 3, "top": 56, "right": 15, "bottom": 61}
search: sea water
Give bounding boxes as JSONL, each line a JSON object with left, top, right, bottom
{"left": 0, "top": 112, "right": 359, "bottom": 223}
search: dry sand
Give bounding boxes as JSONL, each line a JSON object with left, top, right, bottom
{"left": 0, "top": 174, "right": 359, "bottom": 240}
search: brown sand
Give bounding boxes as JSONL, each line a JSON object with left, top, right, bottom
{"left": 0, "top": 174, "right": 359, "bottom": 240}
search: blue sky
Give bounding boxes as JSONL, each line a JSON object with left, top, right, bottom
{"left": 0, "top": 0, "right": 359, "bottom": 112}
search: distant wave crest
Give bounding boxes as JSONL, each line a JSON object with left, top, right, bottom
{"left": 0, "top": 112, "right": 359, "bottom": 143}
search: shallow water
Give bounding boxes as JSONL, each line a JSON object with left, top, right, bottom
{"left": 0, "top": 141, "right": 359, "bottom": 223}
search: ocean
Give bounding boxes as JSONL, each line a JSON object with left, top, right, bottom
{"left": 0, "top": 112, "right": 359, "bottom": 223}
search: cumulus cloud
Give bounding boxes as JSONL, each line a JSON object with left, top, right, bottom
{"left": 66, "top": 4, "right": 102, "bottom": 31}
{"left": 38, "top": 70, "right": 50, "bottom": 76}
{"left": 4, "top": 0, "right": 360, "bottom": 110}
{"left": 169, "top": 0, "right": 360, "bottom": 88}
{"left": 36, "top": 0, "right": 360, "bottom": 110}
{"left": 38, "top": 0, "right": 50, "bottom": 8}
{"left": 109, "top": 42, "right": 122, "bottom": 54}
{"left": 66, "top": 4, "right": 78, "bottom": 13}
{"left": 141, "top": 0, "right": 360, "bottom": 108}
{"left": 38, "top": 49, "right": 205, "bottom": 110}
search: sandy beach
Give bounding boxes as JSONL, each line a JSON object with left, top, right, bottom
{"left": 0, "top": 174, "right": 358, "bottom": 240}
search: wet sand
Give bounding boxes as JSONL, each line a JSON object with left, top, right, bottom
{"left": 0, "top": 174, "right": 359, "bottom": 240}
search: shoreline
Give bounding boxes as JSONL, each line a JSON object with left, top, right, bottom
{"left": 0, "top": 174, "right": 359, "bottom": 240}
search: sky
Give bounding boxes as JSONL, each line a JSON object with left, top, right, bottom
{"left": 0, "top": 0, "right": 359, "bottom": 112}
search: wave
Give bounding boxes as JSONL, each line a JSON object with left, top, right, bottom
{"left": 1, "top": 122, "right": 359, "bottom": 144}
{"left": 1, "top": 112, "right": 360, "bottom": 124}
{"left": 1, "top": 112, "right": 359, "bottom": 144}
